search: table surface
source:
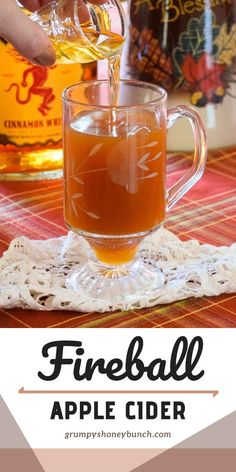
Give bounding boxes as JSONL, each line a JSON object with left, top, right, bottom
{"left": 0, "top": 146, "right": 235, "bottom": 328}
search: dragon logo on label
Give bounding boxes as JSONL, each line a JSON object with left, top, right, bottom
{"left": 6, "top": 65, "right": 55, "bottom": 117}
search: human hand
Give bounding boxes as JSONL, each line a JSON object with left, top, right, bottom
{"left": 0, "top": 0, "right": 56, "bottom": 66}
{"left": 0, "top": 0, "right": 105, "bottom": 66}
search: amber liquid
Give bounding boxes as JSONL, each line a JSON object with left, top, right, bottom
{"left": 52, "top": 28, "right": 124, "bottom": 64}
{"left": 64, "top": 110, "right": 166, "bottom": 264}
{"left": 53, "top": 26, "right": 124, "bottom": 107}
{"left": 60, "top": 19, "right": 145, "bottom": 265}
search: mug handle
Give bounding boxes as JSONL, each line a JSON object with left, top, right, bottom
{"left": 167, "top": 105, "right": 207, "bottom": 209}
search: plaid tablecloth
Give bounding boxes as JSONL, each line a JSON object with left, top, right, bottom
{"left": 0, "top": 147, "right": 235, "bottom": 328}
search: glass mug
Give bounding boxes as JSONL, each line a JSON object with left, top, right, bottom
{"left": 63, "top": 80, "right": 207, "bottom": 302}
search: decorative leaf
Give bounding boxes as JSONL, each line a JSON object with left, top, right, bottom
{"left": 73, "top": 175, "right": 84, "bottom": 185}
{"left": 173, "top": 12, "right": 220, "bottom": 77}
{"left": 72, "top": 193, "right": 82, "bottom": 199}
{"left": 143, "top": 172, "right": 158, "bottom": 179}
{"left": 71, "top": 200, "right": 78, "bottom": 217}
{"left": 147, "top": 141, "right": 158, "bottom": 148}
{"left": 87, "top": 143, "right": 103, "bottom": 158}
{"left": 137, "top": 142, "right": 159, "bottom": 150}
{"left": 148, "top": 151, "right": 162, "bottom": 162}
{"left": 136, "top": 172, "right": 158, "bottom": 180}
{"left": 137, "top": 152, "right": 150, "bottom": 170}
{"left": 86, "top": 211, "right": 100, "bottom": 219}
{"left": 137, "top": 163, "right": 149, "bottom": 171}
{"left": 181, "top": 53, "right": 225, "bottom": 97}
{"left": 138, "top": 152, "right": 149, "bottom": 162}
{"left": 214, "top": 23, "right": 236, "bottom": 65}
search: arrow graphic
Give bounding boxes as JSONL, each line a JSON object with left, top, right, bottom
{"left": 19, "top": 387, "right": 219, "bottom": 397}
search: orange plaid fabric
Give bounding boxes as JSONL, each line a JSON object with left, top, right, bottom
{"left": 0, "top": 147, "right": 235, "bottom": 328}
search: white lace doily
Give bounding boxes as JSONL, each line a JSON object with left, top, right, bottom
{"left": 0, "top": 228, "right": 235, "bottom": 312}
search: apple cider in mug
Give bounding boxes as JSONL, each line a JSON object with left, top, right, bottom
{"left": 62, "top": 80, "right": 207, "bottom": 303}
{"left": 64, "top": 108, "right": 166, "bottom": 264}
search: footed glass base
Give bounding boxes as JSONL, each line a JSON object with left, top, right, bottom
{"left": 66, "top": 258, "right": 164, "bottom": 304}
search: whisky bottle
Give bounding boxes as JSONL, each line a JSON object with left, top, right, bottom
{"left": 0, "top": 3, "right": 97, "bottom": 181}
